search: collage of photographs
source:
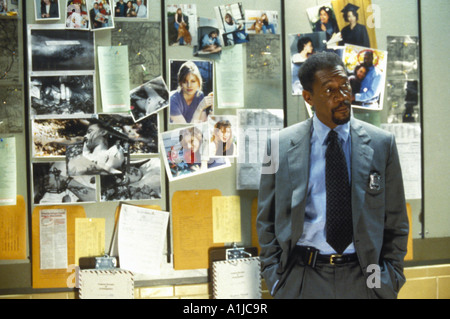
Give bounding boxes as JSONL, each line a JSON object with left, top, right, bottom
{"left": 27, "top": 0, "right": 285, "bottom": 206}
{"left": 25, "top": 0, "right": 420, "bottom": 206}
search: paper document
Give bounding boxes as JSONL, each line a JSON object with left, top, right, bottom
{"left": 118, "top": 204, "right": 169, "bottom": 275}
{"left": 381, "top": 123, "right": 422, "bottom": 199}
{"left": 39, "top": 209, "right": 68, "bottom": 270}
{"left": 212, "top": 257, "right": 262, "bottom": 299}
{"left": 75, "top": 218, "right": 105, "bottom": 265}
{"left": 216, "top": 45, "right": 244, "bottom": 108}
{"left": 212, "top": 196, "right": 241, "bottom": 243}
{"left": 98, "top": 46, "right": 130, "bottom": 112}
{"left": 0, "top": 137, "right": 16, "bottom": 206}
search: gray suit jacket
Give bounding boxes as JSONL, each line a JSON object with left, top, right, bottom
{"left": 257, "top": 117, "right": 409, "bottom": 298}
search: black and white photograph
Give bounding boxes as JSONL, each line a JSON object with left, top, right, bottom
{"left": 65, "top": 0, "right": 90, "bottom": 30}
{"left": 87, "top": 0, "right": 114, "bottom": 31}
{"left": 236, "top": 109, "right": 283, "bottom": 190}
{"left": 207, "top": 115, "right": 238, "bottom": 158}
{"left": 161, "top": 124, "right": 230, "bottom": 182}
{"left": 98, "top": 113, "right": 159, "bottom": 154}
{"left": 30, "top": 74, "right": 95, "bottom": 116}
{"left": 343, "top": 44, "right": 387, "bottom": 110}
{"left": 33, "top": 161, "right": 97, "bottom": 205}
{"left": 35, "top": 0, "right": 60, "bottom": 21}
{"left": 114, "top": 0, "right": 148, "bottom": 19}
{"left": 385, "top": 35, "right": 420, "bottom": 123}
{"left": 100, "top": 158, "right": 161, "bottom": 202}
{"left": 214, "top": 2, "right": 249, "bottom": 47}
{"left": 129, "top": 76, "right": 169, "bottom": 123}
{"left": 290, "top": 31, "right": 327, "bottom": 95}
{"left": 65, "top": 118, "right": 131, "bottom": 176}
{"left": 29, "top": 26, "right": 95, "bottom": 72}
{"left": 169, "top": 59, "right": 214, "bottom": 124}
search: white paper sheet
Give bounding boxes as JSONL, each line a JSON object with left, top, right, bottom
{"left": 39, "top": 209, "right": 68, "bottom": 270}
{"left": 0, "top": 137, "right": 16, "bottom": 206}
{"left": 98, "top": 46, "right": 130, "bottom": 112}
{"left": 381, "top": 123, "right": 422, "bottom": 199}
{"left": 118, "top": 204, "right": 169, "bottom": 275}
{"left": 216, "top": 45, "right": 244, "bottom": 108}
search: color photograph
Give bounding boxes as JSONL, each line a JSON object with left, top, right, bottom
{"left": 169, "top": 59, "right": 214, "bottom": 124}
{"left": 161, "top": 124, "right": 230, "bottom": 182}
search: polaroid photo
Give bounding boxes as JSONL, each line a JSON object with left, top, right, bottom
{"left": 207, "top": 115, "right": 238, "bottom": 158}
{"left": 113, "top": 0, "right": 148, "bottom": 19}
{"left": 100, "top": 157, "right": 161, "bottom": 201}
{"left": 86, "top": 0, "right": 114, "bottom": 31}
{"left": 289, "top": 31, "right": 327, "bottom": 95}
{"left": 168, "top": 59, "right": 214, "bottom": 125}
{"left": 193, "top": 17, "right": 222, "bottom": 57}
{"left": 244, "top": 9, "right": 279, "bottom": 35}
{"left": 343, "top": 44, "right": 387, "bottom": 111}
{"left": 214, "top": 2, "right": 249, "bottom": 47}
{"left": 29, "top": 24, "right": 95, "bottom": 72}
{"left": 160, "top": 124, "right": 230, "bottom": 182}
{"left": 129, "top": 76, "right": 169, "bottom": 123}
{"left": 65, "top": 0, "right": 90, "bottom": 30}
{"left": 35, "top": 0, "right": 61, "bottom": 21}
{"left": 32, "top": 161, "right": 97, "bottom": 205}
{"left": 167, "top": 4, "right": 197, "bottom": 47}
{"left": 30, "top": 74, "right": 95, "bottom": 117}
{"left": 98, "top": 113, "right": 159, "bottom": 155}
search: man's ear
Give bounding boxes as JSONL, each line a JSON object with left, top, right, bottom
{"left": 302, "top": 89, "right": 313, "bottom": 106}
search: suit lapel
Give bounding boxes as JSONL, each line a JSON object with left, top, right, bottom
{"left": 350, "top": 118, "right": 373, "bottom": 229}
{"left": 287, "top": 119, "right": 312, "bottom": 247}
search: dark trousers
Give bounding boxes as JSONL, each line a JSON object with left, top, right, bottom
{"left": 274, "top": 259, "right": 376, "bottom": 299}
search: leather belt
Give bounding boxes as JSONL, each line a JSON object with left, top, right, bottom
{"left": 294, "top": 245, "right": 358, "bottom": 268}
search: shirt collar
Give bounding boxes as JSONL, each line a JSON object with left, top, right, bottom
{"left": 312, "top": 114, "right": 350, "bottom": 145}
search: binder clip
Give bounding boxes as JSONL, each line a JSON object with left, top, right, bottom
{"left": 226, "top": 243, "right": 252, "bottom": 260}
{"left": 95, "top": 254, "right": 117, "bottom": 270}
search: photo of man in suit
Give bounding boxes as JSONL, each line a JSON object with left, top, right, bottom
{"left": 257, "top": 51, "right": 409, "bottom": 299}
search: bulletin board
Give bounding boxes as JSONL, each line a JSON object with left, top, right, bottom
{"left": 1, "top": 0, "right": 442, "bottom": 294}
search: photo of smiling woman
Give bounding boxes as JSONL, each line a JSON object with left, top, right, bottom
{"left": 169, "top": 60, "right": 214, "bottom": 124}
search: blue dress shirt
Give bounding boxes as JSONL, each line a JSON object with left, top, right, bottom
{"left": 296, "top": 114, "right": 355, "bottom": 255}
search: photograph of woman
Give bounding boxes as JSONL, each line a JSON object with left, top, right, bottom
{"left": 208, "top": 116, "right": 237, "bottom": 157}
{"left": 307, "top": 5, "right": 339, "bottom": 41}
{"left": 338, "top": 3, "right": 370, "bottom": 48}
{"left": 169, "top": 60, "right": 214, "bottom": 124}
{"left": 35, "top": 0, "right": 60, "bottom": 21}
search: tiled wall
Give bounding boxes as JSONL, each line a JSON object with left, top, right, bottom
{"left": 0, "top": 264, "right": 448, "bottom": 299}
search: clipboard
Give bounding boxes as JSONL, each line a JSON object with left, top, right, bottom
{"left": 32, "top": 205, "right": 86, "bottom": 289}
{"left": 209, "top": 244, "right": 261, "bottom": 299}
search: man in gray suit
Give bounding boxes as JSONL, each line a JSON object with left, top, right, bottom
{"left": 257, "top": 52, "right": 409, "bottom": 299}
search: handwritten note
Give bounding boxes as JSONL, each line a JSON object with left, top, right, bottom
{"left": 212, "top": 195, "right": 241, "bottom": 243}
{"left": 75, "top": 218, "right": 105, "bottom": 265}
{"left": 118, "top": 204, "right": 169, "bottom": 275}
